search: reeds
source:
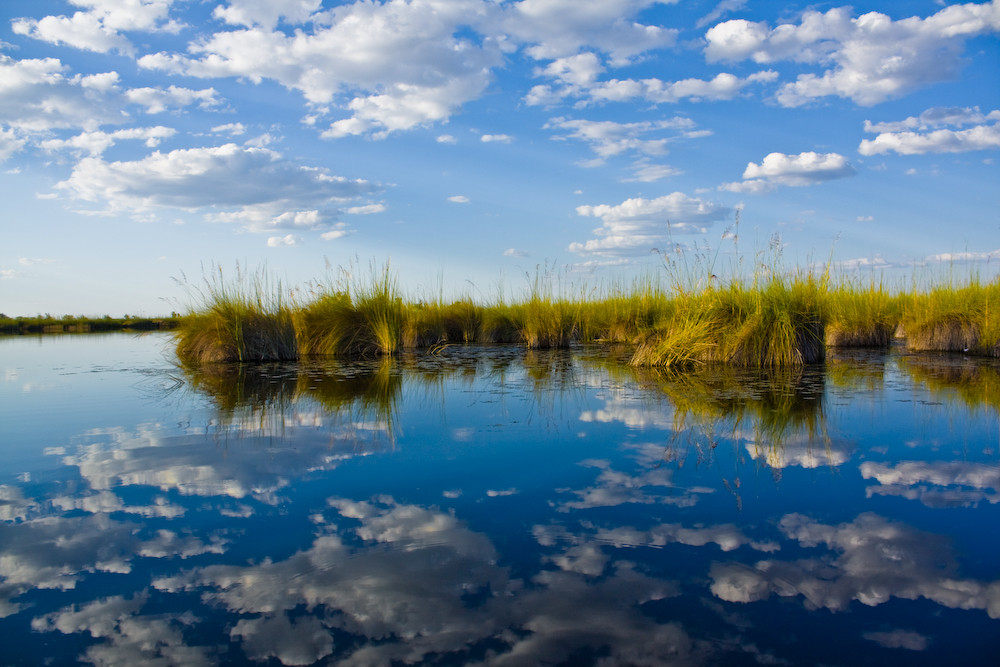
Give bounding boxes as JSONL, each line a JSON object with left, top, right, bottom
{"left": 630, "top": 272, "right": 826, "bottom": 368}
{"left": 900, "top": 279, "right": 999, "bottom": 357}
{"left": 172, "top": 260, "right": 999, "bottom": 366}
{"left": 823, "top": 279, "right": 899, "bottom": 348}
{"left": 174, "top": 264, "right": 297, "bottom": 363}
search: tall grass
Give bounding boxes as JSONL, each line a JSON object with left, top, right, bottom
{"left": 823, "top": 278, "right": 900, "bottom": 348}
{"left": 900, "top": 278, "right": 999, "bottom": 357}
{"left": 175, "top": 264, "right": 297, "bottom": 363}
{"left": 172, "top": 259, "right": 999, "bottom": 366}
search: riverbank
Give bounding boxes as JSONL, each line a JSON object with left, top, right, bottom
{"left": 0, "top": 314, "right": 181, "bottom": 335}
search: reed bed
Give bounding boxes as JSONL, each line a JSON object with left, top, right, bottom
{"left": 174, "top": 264, "right": 297, "bottom": 363}
{"left": 172, "top": 262, "right": 1000, "bottom": 366}
{"left": 899, "top": 279, "right": 999, "bottom": 358}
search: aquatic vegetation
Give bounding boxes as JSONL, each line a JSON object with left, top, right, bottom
{"left": 169, "top": 260, "right": 998, "bottom": 366}
{"left": 900, "top": 279, "right": 1000, "bottom": 358}
{"left": 0, "top": 314, "right": 180, "bottom": 334}
{"left": 175, "top": 264, "right": 297, "bottom": 364}
{"left": 823, "top": 279, "right": 899, "bottom": 348}
{"left": 630, "top": 273, "right": 826, "bottom": 368}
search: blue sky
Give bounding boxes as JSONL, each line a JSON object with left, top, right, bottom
{"left": 1, "top": 0, "right": 998, "bottom": 316}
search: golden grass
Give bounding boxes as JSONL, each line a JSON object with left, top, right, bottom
{"left": 173, "top": 261, "right": 999, "bottom": 365}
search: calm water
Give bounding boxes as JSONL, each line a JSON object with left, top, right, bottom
{"left": 1, "top": 333, "right": 998, "bottom": 666}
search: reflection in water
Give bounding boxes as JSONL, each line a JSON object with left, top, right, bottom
{"left": 1, "top": 335, "right": 999, "bottom": 665}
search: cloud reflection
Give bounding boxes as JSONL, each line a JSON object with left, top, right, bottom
{"left": 710, "top": 512, "right": 1000, "bottom": 619}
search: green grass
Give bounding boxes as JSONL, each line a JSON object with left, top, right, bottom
{"left": 167, "top": 260, "right": 1000, "bottom": 366}
{"left": 899, "top": 278, "right": 999, "bottom": 357}
{"left": 630, "top": 272, "right": 826, "bottom": 368}
{"left": 0, "top": 314, "right": 180, "bottom": 334}
{"left": 174, "top": 263, "right": 297, "bottom": 364}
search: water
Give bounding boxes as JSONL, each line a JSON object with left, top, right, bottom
{"left": 1, "top": 333, "right": 998, "bottom": 665}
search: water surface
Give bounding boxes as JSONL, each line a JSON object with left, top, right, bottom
{"left": 1, "top": 333, "right": 998, "bottom": 665}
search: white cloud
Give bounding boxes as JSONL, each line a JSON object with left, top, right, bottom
{"left": 503, "top": 248, "right": 528, "bottom": 257}
{"left": 697, "top": 0, "right": 748, "bottom": 29}
{"left": 12, "top": 0, "right": 182, "bottom": 55}
{"left": 211, "top": 122, "right": 246, "bottom": 135}
{"left": 321, "top": 222, "right": 352, "bottom": 240}
{"left": 266, "top": 234, "right": 301, "bottom": 247}
{"left": 0, "top": 128, "right": 26, "bottom": 162}
{"left": 545, "top": 117, "right": 696, "bottom": 164}
{"left": 722, "top": 151, "right": 856, "bottom": 192}
{"left": 436, "top": 134, "right": 457, "bottom": 144}
{"left": 832, "top": 254, "right": 895, "bottom": 271}
{"left": 125, "top": 85, "right": 223, "bottom": 114}
{"left": 54, "top": 143, "right": 378, "bottom": 236}
{"left": 860, "top": 107, "right": 1000, "bottom": 155}
{"left": 0, "top": 55, "right": 125, "bottom": 132}
{"left": 345, "top": 203, "right": 385, "bottom": 215}
{"left": 705, "top": 3, "right": 1000, "bottom": 106}
{"left": 501, "top": 0, "right": 680, "bottom": 65}
{"left": 529, "top": 63, "right": 776, "bottom": 107}
{"left": 140, "top": 0, "right": 504, "bottom": 139}
{"left": 213, "top": 0, "right": 323, "bottom": 29}
{"left": 39, "top": 126, "right": 176, "bottom": 156}
{"left": 571, "top": 192, "right": 732, "bottom": 256}
{"left": 863, "top": 106, "right": 1000, "bottom": 133}
{"left": 623, "top": 160, "right": 682, "bottom": 183}
{"left": 481, "top": 133, "right": 513, "bottom": 143}
{"left": 448, "top": 195, "right": 470, "bottom": 203}
{"left": 925, "top": 248, "right": 1000, "bottom": 264}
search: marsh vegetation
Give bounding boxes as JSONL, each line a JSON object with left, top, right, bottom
{"left": 171, "top": 257, "right": 999, "bottom": 368}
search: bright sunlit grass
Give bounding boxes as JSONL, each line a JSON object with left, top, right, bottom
{"left": 168, "top": 258, "right": 1000, "bottom": 366}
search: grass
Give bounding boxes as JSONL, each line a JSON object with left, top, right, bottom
{"left": 174, "top": 263, "right": 297, "bottom": 363}
{"left": 0, "top": 313, "right": 180, "bottom": 334}
{"left": 899, "top": 278, "right": 999, "bottom": 357}
{"left": 168, "top": 260, "right": 1000, "bottom": 366}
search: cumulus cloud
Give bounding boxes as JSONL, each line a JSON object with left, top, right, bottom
{"left": 0, "top": 55, "right": 126, "bottom": 132}
{"left": 528, "top": 60, "right": 776, "bottom": 107}
{"left": 704, "top": 3, "right": 1000, "bottom": 106}
{"left": 54, "top": 143, "right": 378, "bottom": 236}
{"left": 140, "top": 0, "right": 503, "bottom": 139}
{"left": 39, "top": 126, "right": 176, "bottom": 156}
{"left": 448, "top": 195, "right": 470, "bottom": 203}
{"left": 860, "top": 107, "right": 1000, "bottom": 155}
{"left": 722, "top": 151, "right": 856, "bottom": 192}
{"left": 213, "top": 0, "right": 323, "bottom": 29}
{"left": 12, "top": 0, "right": 182, "bottom": 56}
{"left": 571, "top": 192, "right": 732, "bottom": 256}
{"left": 125, "top": 85, "right": 223, "bottom": 114}
{"left": 501, "top": 0, "right": 679, "bottom": 65}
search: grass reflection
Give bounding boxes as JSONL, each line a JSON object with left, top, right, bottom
{"left": 897, "top": 354, "right": 1000, "bottom": 415}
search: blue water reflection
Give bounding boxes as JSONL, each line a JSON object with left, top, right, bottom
{"left": 0, "top": 334, "right": 998, "bottom": 665}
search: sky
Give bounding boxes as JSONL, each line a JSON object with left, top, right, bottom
{"left": 0, "top": 0, "right": 998, "bottom": 317}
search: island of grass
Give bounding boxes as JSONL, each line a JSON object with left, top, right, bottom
{"left": 171, "top": 262, "right": 999, "bottom": 367}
